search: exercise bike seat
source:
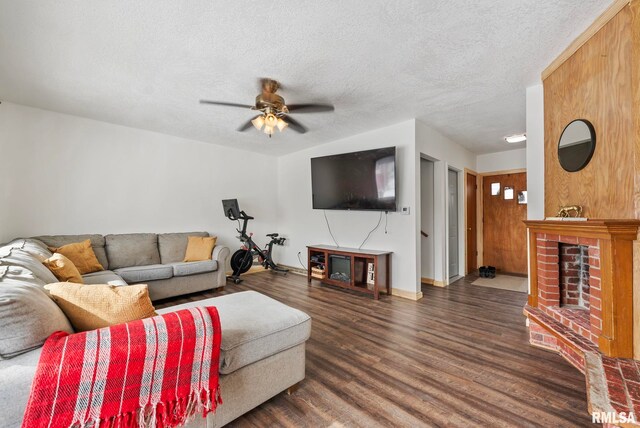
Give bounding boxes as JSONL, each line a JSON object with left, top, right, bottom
{"left": 266, "top": 233, "right": 279, "bottom": 238}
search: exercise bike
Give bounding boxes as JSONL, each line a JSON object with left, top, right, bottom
{"left": 223, "top": 199, "right": 289, "bottom": 284}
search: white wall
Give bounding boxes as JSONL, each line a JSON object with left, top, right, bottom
{"left": 276, "top": 121, "right": 418, "bottom": 293}
{"left": 415, "top": 120, "right": 476, "bottom": 284}
{"left": 526, "top": 84, "right": 545, "bottom": 220}
{"left": 420, "top": 159, "right": 435, "bottom": 280}
{"left": 1, "top": 102, "right": 484, "bottom": 295}
{"left": 476, "top": 148, "right": 526, "bottom": 173}
{"left": 0, "top": 102, "right": 279, "bottom": 256}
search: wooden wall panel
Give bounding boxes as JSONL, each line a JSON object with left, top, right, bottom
{"left": 544, "top": 7, "right": 636, "bottom": 219}
{"left": 543, "top": 0, "right": 640, "bottom": 358}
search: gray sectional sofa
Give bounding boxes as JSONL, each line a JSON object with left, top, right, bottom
{"left": 0, "top": 237, "right": 311, "bottom": 427}
{"left": 33, "top": 231, "right": 229, "bottom": 301}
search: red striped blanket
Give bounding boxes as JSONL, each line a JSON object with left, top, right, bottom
{"left": 22, "top": 306, "right": 222, "bottom": 428}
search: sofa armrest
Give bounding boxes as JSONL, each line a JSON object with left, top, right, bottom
{"left": 211, "top": 245, "right": 230, "bottom": 288}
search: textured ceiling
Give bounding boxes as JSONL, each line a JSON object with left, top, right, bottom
{"left": 0, "top": 1, "right": 612, "bottom": 155}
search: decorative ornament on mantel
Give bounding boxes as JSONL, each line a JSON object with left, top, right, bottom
{"left": 546, "top": 205, "right": 586, "bottom": 221}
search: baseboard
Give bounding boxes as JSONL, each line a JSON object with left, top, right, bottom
{"left": 225, "top": 265, "right": 266, "bottom": 276}
{"left": 391, "top": 288, "right": 423, "bottom": 301}
{"left": 421, "top": 277, "right": 447, "bottom": 287}
{"left": 280, "top": 265, "right": 306, "bottom": 276}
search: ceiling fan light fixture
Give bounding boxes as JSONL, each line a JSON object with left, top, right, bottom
{"left": 263, "top": 125, "right": 275, "bottom": 135}
{"left": 264, "top": 113, "right": 278, "bottom": 128}
{"left": 276, "top": 118, "right": 288, "bottom": 132}
{"left": 251, "top": 115, "right": 265, "bottom": 130}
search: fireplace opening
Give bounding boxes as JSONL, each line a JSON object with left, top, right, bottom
{"left": 559, "top": 243, "right": 590, "bottom": 310}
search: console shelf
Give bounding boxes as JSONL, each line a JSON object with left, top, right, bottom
{"left": 307, "top": 245, "right": 392, "bottom": 300}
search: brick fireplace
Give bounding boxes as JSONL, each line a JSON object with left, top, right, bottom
{"left": 523, "top": 220, "right": 640, "bottom": 422}
{"left": 524, "top": 220, "right": 639, "bottom": 360}
{"left": 532, "top": 233, "right": 602, "bottom": 350}
{"left": 559, "top": 243, "right": 590, "bottom": 309}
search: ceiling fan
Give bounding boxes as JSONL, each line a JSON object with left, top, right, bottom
{"left": 200, "top": 78, "right": 334, "bottom": 137}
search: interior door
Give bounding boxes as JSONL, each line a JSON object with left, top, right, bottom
{"left": 466, "top": 173, "right": 477, "bottom": 273}
{"left": 448, "top": 169, "right": 459, "bottom": 278}
{"left": 482, "top": 172, "right": 527, "bottom": 275}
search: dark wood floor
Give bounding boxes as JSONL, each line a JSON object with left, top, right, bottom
{"left": 157, "top": 273, "right": 592, "bottom": 427}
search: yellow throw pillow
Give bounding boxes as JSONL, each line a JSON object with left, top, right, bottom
{"left": 43, "top": 253, "right": 84, "bottom": 284}
{"left": 184, "top": 236, "right": 217, "bottom": 262}
{"left": 50, "top": 239, "right": 104, "bottom": 275}
{"left": 44, "top": 283, "right": 157, "bottom": 332}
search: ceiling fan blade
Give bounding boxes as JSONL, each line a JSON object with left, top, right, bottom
{"left": 286, "top": 103, "right": 334, "bottom": 113}
{"left": 237, "top": 115, "right": 260, "bottom": 132}
{"left": 284, "top": 116, "right": 308, "bottom": 134}
{"left": 199, "top": 100, "right": 253, "bottom": 109}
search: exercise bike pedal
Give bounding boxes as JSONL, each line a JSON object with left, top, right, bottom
{"left": 227, "top": 275, "right": 244, "bottom": 285}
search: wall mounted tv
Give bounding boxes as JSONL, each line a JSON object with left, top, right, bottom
{"left": 311, "top": 146, "right": 397, "bottom": 211}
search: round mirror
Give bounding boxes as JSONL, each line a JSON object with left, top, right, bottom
{"left": 558, "top": 119, "right": 596, "bottom": 172}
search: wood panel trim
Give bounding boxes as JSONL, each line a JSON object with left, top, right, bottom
{"left": 542, "top": 0, "right": 631, "bottom": 80}
{"left": 524, "top": 220, "right": 640, "bottom": 240}
{"left": 420, "top": 277, "right": 434, "bottom": 285}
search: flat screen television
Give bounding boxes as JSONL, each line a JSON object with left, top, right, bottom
{"left": 311, "top": 146, "right": 397, "bottom": 211}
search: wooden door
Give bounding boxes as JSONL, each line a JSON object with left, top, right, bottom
{"left": 465, "top": 173, "right": 477, "bottom": 273}
{"left": 483, "top": 172, "right": 527, "bottom": 275}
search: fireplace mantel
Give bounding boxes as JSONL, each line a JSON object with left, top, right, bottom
{"left": 524, "top": 219, "right": 640, "bottom": 240}
{"left": 525, "top": 219, "right": 640, "bottom": 358}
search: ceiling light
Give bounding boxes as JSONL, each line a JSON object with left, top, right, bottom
{"left": 251, "top": 115, "right": 265, "bottom": 130}
{"left": 504, "top": 133, "right": 526, "bottom": 143}
{"left": 264, "top": 113, "right": 278, "bottom": 128}
{"left": 263, "top": 125, "right": 275, "bottom": 136}
{"left": 276, "top": 118, "right": 288, "bottom": 132}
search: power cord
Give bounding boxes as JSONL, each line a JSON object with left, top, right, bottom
{"left": 297, "top": 251, "right": 307, "bottom": 270}
{"left": 384, "top": 211, "right": 388, "bottom": 234}
{"left": 323, "top": 210, "right": 340, "bottom": 247}
{"left": 358, "top": 211, "right": 383, "bottom": 249}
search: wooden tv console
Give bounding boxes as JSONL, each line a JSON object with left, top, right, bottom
{"left": 307, "top": 245, "right": 392, "bottom": 300}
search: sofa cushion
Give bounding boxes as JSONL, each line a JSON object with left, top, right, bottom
{"left": 34, "top": 235, "right": 109, "bottom": 270}
{"left": 105, "top": 233, "right": 160, "bottom": 269}
{"left": 158, "top": 232, "right": 209, "bottom": 264}
{"left": 0, "top": 347, "right": 40, "bottom": 427}
{"left": 50, "top": 239, "right": 104, "bottom": 275}
{"left": 45, "top": 283, "right": 157, "bottom": 332}
{"left": 0, "top": 238, "right": 53, "bottom": 261}
{"left": 170, "top": 260, "right": 218, "bottom": 277}
{"left": 113, "top": 264, "right": 173, "bottom": 283}
{"left": 83, "top": 270, "right": 128, "bottom": 287}
{"left": 158, "top": 291, "right": 311, "bottom": 375}
{"left": 0, "top": 265, "right": 46, "bottom": 289}
{"left": 43, "top": 253, "right": 83, "bottom": 284}
{"left": 0, "top": 248, "right": 58, "bottom": 284}
{"left": 184, "top": 236, "right": 217, "bottom": 262}
{"left": 0, "top": 266, "right": 74, "bottom": 359}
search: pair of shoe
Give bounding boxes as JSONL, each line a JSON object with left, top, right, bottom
{"left": 479, "top": 266, "right": 496, "bottom": 278}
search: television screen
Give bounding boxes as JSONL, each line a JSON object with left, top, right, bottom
{"left": 311, "top": 146, "right": 397, "bottom": 211}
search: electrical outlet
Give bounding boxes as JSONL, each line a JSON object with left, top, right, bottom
{"left": 400, "top": 206, "right": 410, "bottom": 215}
